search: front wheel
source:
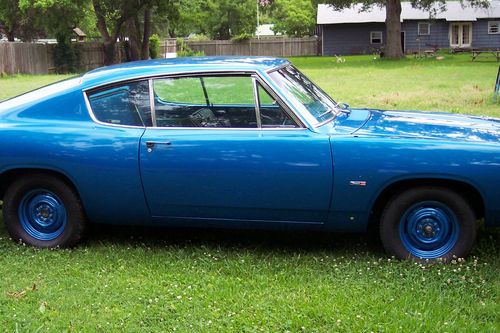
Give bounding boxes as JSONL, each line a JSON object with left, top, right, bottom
{"left": 3, "top": 174, "right": 87, "bottom": 248}
{"left": 380, "top": 187, "right": 476, "bottom": 261}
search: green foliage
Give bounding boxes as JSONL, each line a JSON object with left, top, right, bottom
{"left": 177, "top": 0, "right": 256, "bottom": 39}
{"left": 272, "top": 0, "right": 316, "bottom": 37}
{"left": 52, "top": 35, "right": 80, "bottom": 73}
{"left": 231, "top": 33, "right": 253, "bottom": 42}
{"left": 188, "top": 33, "right": 210, "bottom": 41}
{"left": 176, "top": 38, "right": 205, "bottom": 57}
{"left": 19, "top": 0, "right": 90, "bottom": 39}
{"left": 149, "top": 33, "right": 161, "bottom": 59}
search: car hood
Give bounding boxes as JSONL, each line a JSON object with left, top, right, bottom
{"left": 349, "top": 109, "right": 500, "bottom": 144}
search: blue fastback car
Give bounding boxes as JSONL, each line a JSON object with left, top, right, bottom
{"left": 0, "top": 57, "right": 498, "bottom": 260}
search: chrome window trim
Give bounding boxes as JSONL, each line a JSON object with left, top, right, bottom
{"left": 83, "top": 91, "right": 146, "bottom": 129}
{"left": 83, "top": 68, "right": 309, "bottom": 130}
{"left": 148, "top": 79, "right": 157, "bottom": 127}
{"left": 82, "top": 69, "right": 255, "bottom": 92}
{"left": 252, "top": 77, "right": 262, "bottom": 128}
{"left": 253, "top": 75, "right": 305, "bottom": 128}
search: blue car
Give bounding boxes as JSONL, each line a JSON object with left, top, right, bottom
{"left": 0, "top": 57, "right": 498, "bottom": 260}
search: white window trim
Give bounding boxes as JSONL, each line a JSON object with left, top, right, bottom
{"left": 488, "top": 21, "right": 500, "bottom": 34}
{"left": 370, "top": 31, "right": 383, "bottom": 45}
{"left": 418, "top": 22, "right": 431, "bottom": 36}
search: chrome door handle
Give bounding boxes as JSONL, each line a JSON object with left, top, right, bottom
{"left": 146, "top": 141, "right": 171, "bottom": 152}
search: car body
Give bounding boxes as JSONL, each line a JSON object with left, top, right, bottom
{"left": 0, "top": 57, "right": 499, "bottom": 260}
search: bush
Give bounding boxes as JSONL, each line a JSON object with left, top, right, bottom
{"left": 53, "top": 35, "right": 80, "bottom": 73}
{"left": 149, "top": 34, "right": 161, "bottom": 59}
{"left": 231, "top": 33, "right": 253, "bottom": 42}
{"left": 176, "top": 38, "right": 205, "bottom": 57}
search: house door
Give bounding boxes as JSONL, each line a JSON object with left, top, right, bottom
{"left": 450, "top": 23, "right": 472, "bottom": 48}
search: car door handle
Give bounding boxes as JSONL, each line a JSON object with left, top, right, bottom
{"left": 146, "top": 141, "right": 171, "bottom": 151}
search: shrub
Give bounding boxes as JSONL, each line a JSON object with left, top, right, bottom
{"left": 231, "top": 33, "right": 253, "bottom": 42}
{"left": 53, "top": 34, "right": 80, "bottom": 73}
{"left": 149, "top": 34, "right": 161, "bottom": 59}
{"left": 176, "top": 38, "right": 205, "bottom": 57}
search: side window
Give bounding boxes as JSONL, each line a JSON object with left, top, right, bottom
{"left": 258, "top": 84, "right": 298, "bottom": 128}
{"left": 153, "top": 76, "right": 257, "bottom": 128}
{"left": 87, "top": 81, "right": 152, "bottom": 126}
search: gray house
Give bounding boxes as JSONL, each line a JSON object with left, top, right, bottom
{"left": 317, "top": 1, "right": 500, "bottom": 55}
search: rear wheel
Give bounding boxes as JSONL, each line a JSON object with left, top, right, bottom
{"left": 3, "top": 174, "right": 87, "bottom": 248}
{"left": 380, "top": 187, "right": 476, "bottom": 261}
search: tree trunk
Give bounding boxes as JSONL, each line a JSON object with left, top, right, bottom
{"left": 385, "top": 0, "right": 403, "bottom": 59}
{"left": 141, "top": 8, "right": 152, "bottom": 60}
{"left": 127, "top": 17, "right": 141, "bottom": 61}
{"left": 6, "top": 30, "right": 15, "bottom": 42}
{"left": 102, "top": 41, "right": 116, "bottom": 66}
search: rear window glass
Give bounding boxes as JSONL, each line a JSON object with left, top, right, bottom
{"left": 87, "top": 81, "right": 152, "bottom": 126}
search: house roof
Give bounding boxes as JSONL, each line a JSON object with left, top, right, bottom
{"left": 317, "top": 1, "right": 500, "bottom": 24}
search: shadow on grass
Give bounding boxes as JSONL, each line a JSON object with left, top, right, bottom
{"left": 85, "top": 223, "right": 499, "bottom": 259}
{"left": 86, "top": 223, "right": 387, "bottom": 256}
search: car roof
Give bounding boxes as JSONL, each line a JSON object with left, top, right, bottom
{"left": 81, "top": 56, "right": 290, "bottom": 88}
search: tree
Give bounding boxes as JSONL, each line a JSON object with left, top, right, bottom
{"left": 177, "top": 0, "right": 256, "bottom": 39}
{"left": 272, "top": 0, "right": 316, "bottom": 37}
{"left": 321, "top": 0, "right": 490, "bottom": 59}
{"left": 20, "top": 0, "right": 90, "bottom": 39}
{"left": 126, "top": 0, "right": 180, "bottom": 61}
{"left": 0, "top": 0, "right": 40, "bottom": 41}
{"left": 92, "top": 0, "right": 139, "bottom": 65}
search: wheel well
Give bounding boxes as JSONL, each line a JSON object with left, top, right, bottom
{"left": 369, "top": 178, "right": 485, "bottom": 227}
{"left": 0, "top": 169, "right": 78, "bottom": 202}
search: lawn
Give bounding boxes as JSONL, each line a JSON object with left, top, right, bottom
{"left": 0, "top": 55, "right": 499, "bottom": 332}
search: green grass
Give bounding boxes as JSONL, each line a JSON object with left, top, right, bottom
{"left": 0, "top": 55, "right": 499, "bottom": 332}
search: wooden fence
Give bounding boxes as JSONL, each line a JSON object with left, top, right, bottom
{"left": 0, "top": 42, "right": 54, "bottom": 74}
{"left": 0, "top": 39, "right": 177, "bottom": 75}
{"left": 186, "top": 37, "right": 319, "bottom": 57}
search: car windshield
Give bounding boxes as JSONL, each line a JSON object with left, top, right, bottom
{"left": 268, "top": 65, "right": 339, "bottom": 125}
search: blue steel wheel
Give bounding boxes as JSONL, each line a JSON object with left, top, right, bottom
{"left": 18, "top": 190, "right": 68, "bottom": 241}
{"left": 380, "top": 187, "right": 476, "bottom": 261}
{"left": 3, "top": 174, "right": 87, "bottom": 248}
{"left": 399, "top": 201, "right": 459, "bottom": 259}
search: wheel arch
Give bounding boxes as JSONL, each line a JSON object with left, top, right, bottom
{"left": 0, "top": 168, "right": 81, "bottom": 204}
{"left": 369, "top": 177, "right": 485, "bottom": 228}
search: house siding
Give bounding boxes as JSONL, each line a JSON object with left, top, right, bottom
{"left": 402, "top": 20, "right": 450, "bottom": 52}
{"left": 321, "top": 18, "right": 500, "bottom": 55}
{"left": 321, "top": 23, "right": 386, "bottom": 55}
{"left": 472, "top": 19, "right": 500, "bottom": 48}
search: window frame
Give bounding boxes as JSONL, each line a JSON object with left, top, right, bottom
{"left": 488, "top": 21, "right": 500, "bottom": 34}
{"left": 85, "top": 80, "right": 151, "bottom": 128}
{"left": 418, "top": 22, "right": 431, "bottom": 36}
{"left": 370, "top": 31, "right": 383, "bottom": 45}
{"left": 84, "top": 70, "right": 305, "bottom": 130}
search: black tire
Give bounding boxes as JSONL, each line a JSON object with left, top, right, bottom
{"left": 380, "top": 186, "right": 476, "bottom": 261}
{"left": 2, "top": 174, "right": 87, "bottom": 248}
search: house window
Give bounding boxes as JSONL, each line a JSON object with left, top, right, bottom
{"left": 418, "top": 22, "right": 431, "bottom": 35}
{"left": 370, "top": 31, "right": 383, "bottom": 44}
{"left": 488, "top": 21, "right": 500, "bottom": 34}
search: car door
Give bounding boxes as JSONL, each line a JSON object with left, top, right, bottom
{"left": 139, "top": 73, "right": 332, "bottom": 224}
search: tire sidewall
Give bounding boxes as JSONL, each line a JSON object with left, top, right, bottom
{"left": 3, "top": 175, "right": 85, "bottom": 248}
{"left": 380, "top": 187, "right": 476, "bottom": 261}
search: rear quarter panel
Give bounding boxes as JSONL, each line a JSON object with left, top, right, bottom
{"left": 0, "top": 91, "right": 150, "bottom": 224}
